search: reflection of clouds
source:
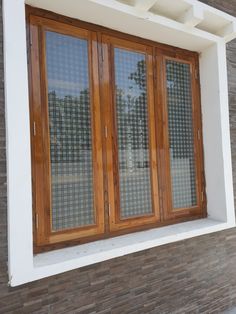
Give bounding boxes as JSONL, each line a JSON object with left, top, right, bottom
{"left": 167, "top": 80, "right": 175, "bottom": 88}
{"left": 116, "top": 86, "right": 144, "bottom": 114}
{"left": 48, "top": 79, "right": 87, "bottom": 94}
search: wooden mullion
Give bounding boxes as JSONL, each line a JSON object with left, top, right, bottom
{"left": 146, "top": 47, "right": 161, "bottom": 222}
{"left": 156, "top": 51, "right": 174, "bottom": 221}
{"left": 154, "top": 50, "right": 167, "bottom": 223}
{"left": 109, "top": 41, "right": 123, "bottom": 227}
{"left": 89, "top": 30, "right": 105, "bottom": 236}
{"left": 97, "top": 31, "right": 110, "bottom": 235}
{"left": 100, "top": 36, "right": 117, "bottom": 230}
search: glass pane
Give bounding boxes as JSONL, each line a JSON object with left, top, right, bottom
{"left": 166, "top": 60, "right": 197, "bottom": 209}
{"left": 114, "top": 48, "right": 153, "bottom": 219}
{"left": 46, "top": 31, "right": 94, "bottom": 231}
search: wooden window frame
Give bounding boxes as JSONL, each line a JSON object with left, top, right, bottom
{"left": 29, "top": 16, "right": 105, "bottom": 248}
{"left": 102, "top": 35, "right": 161, "bottom": 232}
{"left": 155, "top": 47, "right": 206, "bottom": 221}
{"left": 26, "top": 6, "right": 206, "bottom": 253}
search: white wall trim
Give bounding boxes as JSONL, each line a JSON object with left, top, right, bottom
{"left": 3, "top": 0, "right": 236, "bottom": 286}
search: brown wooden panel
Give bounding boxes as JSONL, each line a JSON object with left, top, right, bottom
{"left": 157, "top": 50, "right": 206, "bottom": 220}
{"left": 102, "top": 35, "right": 160, "bottom": 232}
{"left": 29, "top": 17, "right": 105, "bottom": 248}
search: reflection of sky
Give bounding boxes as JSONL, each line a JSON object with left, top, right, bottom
{"left": 114, "top": 48, "right": 146, "bottom": 100}
{"left": 115, "top": 48, "right": 145, "bottom": 113}
{"left": 45, "top": 32, "right": 146, "bottom": 101}
{"left": 46, "top": 31, "right": 89, "bottom": 98}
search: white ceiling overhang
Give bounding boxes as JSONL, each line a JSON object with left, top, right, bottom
{"left": 119, "top": 0, "right": 236, "bottom": 40}
{"left": 26, "top": 0, "right": 236, "bottom": 51}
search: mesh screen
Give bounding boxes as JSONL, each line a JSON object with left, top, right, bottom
{"left": 114, "top": 48, "right": 153, "bottom": 219}
{"left": 46, "top": 31, "right": 95, "bottom": 231}
{"left": 166, "top": 60, "right": 197, "bottom": 209}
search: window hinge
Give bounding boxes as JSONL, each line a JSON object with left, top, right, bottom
{"left": 108, "top": 203, "right": 111, "bottom": 216}
{"left": 104, "top": 125, "right": 108, "bottom": 139}
{"left": 101, "top": 46, "right": 104, "bottom": 62}
{"left": 197, "top": 129, "right": 200, "bottom": 140}
{"left": 201, "top": 191, "right": 204, "bottom": 202}
{"left": 195, "top": 69, "right": 199, "bottom": 80}
{"left": 33, "top": 121, "right": 36, "bottom": 136}
{"left": 30, "top": 31, "right": 33, "bottom": 47}
{"left": 154, "top": 71, "right": 157, "bottom": 84}
{"left": 35, "top": 213, "right": 39, "bottom": 230}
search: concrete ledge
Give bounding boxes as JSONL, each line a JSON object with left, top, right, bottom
{"left": 27, "top": 219, "right": 233, "bottom": 287}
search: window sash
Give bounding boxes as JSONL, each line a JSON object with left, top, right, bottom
{"left": 102, "top": 35, "right": 160, "bottom": 232}
{"left": 155, "top": 48, "right": 205, "bottom": 220}
{"left": 29, "top": 16, "right": 105, "bottom": 246}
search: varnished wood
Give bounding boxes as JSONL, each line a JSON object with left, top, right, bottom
{"left": 30, "top": 15, "right": 90, "bottom": 40}
{"left": 158, "top": 51, "right": 206, "bottom": 220}
{"left": 29, "top": 22, "right": 49, "bottom": 245}
{"left": 29, "top": 15, "right": 105, "bottom": 249}
{"left": 89, "top": 30, "right": 105, "bottom": 235}
{"left": 101, "top": 35, "right": 160, "bottom": 232}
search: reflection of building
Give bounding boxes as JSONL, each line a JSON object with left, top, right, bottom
{"left": 170, "top": 151, "right": 192, "bottom": 208}
{"left": 48, "top": 90, "right": 91, "bottom": 162}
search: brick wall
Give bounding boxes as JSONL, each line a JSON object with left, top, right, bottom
{"left": 1, "top": 1, "right": 236, "bottom": 313}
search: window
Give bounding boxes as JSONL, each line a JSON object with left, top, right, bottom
{"left": 28, "top": 11, "right": 206, "bottom": 252}
{"left": 6, "top": 0, "right": 235, "bottom": 285}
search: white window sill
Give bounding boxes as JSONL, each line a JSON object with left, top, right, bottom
{"left": 27, "top": 218, "right": 233, "bottom": 284}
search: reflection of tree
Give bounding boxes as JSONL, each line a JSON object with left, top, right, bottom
{"left": 48, "top": 88, "right": 91, "bottom": 163}
{"left": 166, "top": 62, "right": 194, "bottom": 159}
{"left": 129, "top": 60, "right": 146, "bottom": 91}
{"left": 167, "top": 62, "right": 196, "bottom": 204}
{"left": 48, "top": 59, "right": 149, "bottom": 167}
{"left": 116, "top": 58, "right": 149, "bottom": 169}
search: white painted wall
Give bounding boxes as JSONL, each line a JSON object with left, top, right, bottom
{"left": 3, "top": 0, "right": 236, "bottom": 286}
{"left": 200, "top": 41, "right": 235, "bottom": 223}
{"left": 3, "top": 0, "right": 33, "bottom": 285}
